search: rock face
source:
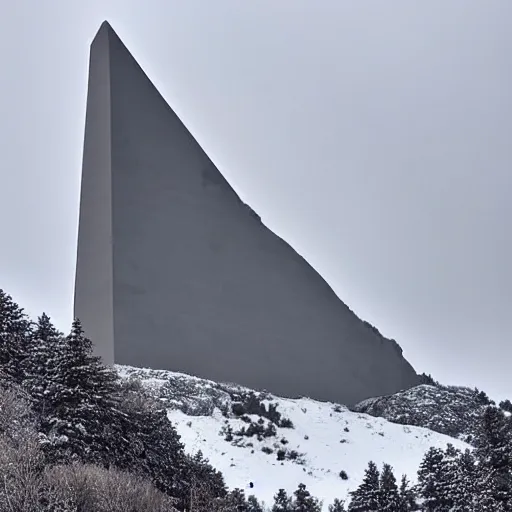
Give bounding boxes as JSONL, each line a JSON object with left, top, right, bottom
{"left": 74, "top": 21, "right": 420, "bottom": 405}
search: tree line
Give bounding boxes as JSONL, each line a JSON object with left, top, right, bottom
{"left": 1, "top": 288, "right": 511, "bottom": 511}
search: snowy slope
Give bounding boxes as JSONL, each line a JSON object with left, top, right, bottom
{"left": 117, "top": 365, "right": 470, "bottom": 510}
{"left": 353, "top": 383, "right": 494, "bottom": 444}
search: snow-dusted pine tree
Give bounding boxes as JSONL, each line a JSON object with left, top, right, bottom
{"left": 416, "top": 447, "right": 454, "bottom": 512}
{"left": 42, "top": 318, "right": 120, "bottom": 462}
{"left": 292, "top": 483, "right": 322, "bottom": 512}
{"left": 398, "top": 475, "right": 418, "bottom": 511}
{"left": 348, "top": 461, "right": 381, "bottom": 511}
{"left": 379, "top": 463, "right": 401, "bottom": 511}
{"left": 0, "top": 289, "right": 32, "bottom": 383}
{"left": 185, "top": 449, "right": 226, "bottom": 500}
{"left": 227, "top": 488, "right": 247, "bottom": 511}
{"left": 328, "top": 498, "right": 347, "bottom": 512}
{"left": 59, "top": 319, "right": 119, "bottom": 394}
{"left": 272, "top": 489, "right": 293, "bottom": 512}
{"left": 438, "top": 444, "right": 470, "bottom": 510}
{"left": 247, "top": 494, "right": 265, "bottom": 512}
{"left": 448, "top": 448, "right": 478, "bottom": 511}
{"left": 473, "top": 406, "right": 512, "bottom": 510}
{"left": 115, "top": 379, "right": 191, "bottom": 504}
{"left": 500, "top": 399, "right": 512, "bottom": 413}
{"left": 22, "top": 313, "right": 65, "bottom": 416}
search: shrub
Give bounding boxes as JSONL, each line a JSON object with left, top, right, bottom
{"left": 0, "top": 433, "right": 49, "bottom": 512}
{"left": 46, "top": 463, "right": 177, "bottom": 512}
{"left": 231, "top": 392, "right": 294, "bottom": 427}
{"left": 280, "top": 418, "right": 294, "bottom": 428}
{"left": 0, "top": 385, "right": 35, "bottom": 443}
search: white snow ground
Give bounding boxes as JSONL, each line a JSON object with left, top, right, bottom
{"left": 117, "top": 365, "right": 470, "bottom": 510}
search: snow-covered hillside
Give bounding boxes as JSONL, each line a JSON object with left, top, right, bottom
{"left": 353, "top": 383, "right": 494, "bottom": 445}
{"left": 117, "top": 365, "right": 470, "bottom": 510}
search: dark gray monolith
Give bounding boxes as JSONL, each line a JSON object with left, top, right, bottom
{"left": 74, "top": 22, "right": 420, "bottom": 405}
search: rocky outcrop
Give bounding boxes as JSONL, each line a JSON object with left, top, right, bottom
{"left": 353, "top": 383, "right": 496, "bottom": 444}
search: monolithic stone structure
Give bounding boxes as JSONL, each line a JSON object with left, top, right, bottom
{"left": 74, "top": 21, "right": 420, "bottom": 405}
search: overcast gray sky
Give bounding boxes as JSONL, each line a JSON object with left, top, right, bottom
{"left": 1, "top": 1, "right": 510, "bottom": 401}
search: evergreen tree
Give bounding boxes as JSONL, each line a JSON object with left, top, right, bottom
{"left": 227, "top": 488, "right": 247, "bottom": 511}
{"left": 0, "top": 289, "right": 32, "bottom": 383}
{"left": 114, "top": 380, "right": 191, "bottom": 504}
{"left": 292, "top": 483, "right": 322, "bottom": 512}
{"left": 500, "top": 399, "right": 512, "bottom": 413}
{"left": 416, "top": 447, "right": 454, "bottom": 512}
{"left": 440, "top": 444, "right": 467, "bottom": 510}
{"left": 474, "top": 406, "right": 512, "bottom": 510}
{"left": 348, "top": 461, "right": 380, "bottom": 511}
{"left": 398, "top": 475, "right": 417, "bottom": 511}
{"left": 449, "top": 449, "right": 477, "bottom": 511}
{"left": 272, "top": 489, "right": 293, "bottom": 512}
{"left": 186, "top": 449, "right": 226, "bottom": 498}
{"left": 328, "top": 498, "right": 347, "bottom": 512}
{"left": 379, "top": 463, "right": 401, "bottom": 511}
{"left": 59, "top": 319, "right": 119, "bottom": 396}
{"left": 247, "top": 494, "right": 265, "bottom": 512}
{"left": 23, "top": 313, "right": 65, "bottom": 416}
{"left": 418, "top": 373, "right": 437, "bottom": 386}
{"left": 475, "top": 389, "right": 494, "bottom": 406}
{"left": 42, "top": 319, "right": 121, "bottom": 463}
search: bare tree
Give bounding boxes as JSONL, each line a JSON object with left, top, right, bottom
{"left": 0, "top": 385, "right": 36, "bottom": 445}
{"left": 0, "top": 433, "right": 50, "bottom": 512}
{"left": 46, "top": 463, "right": 179, "bottom": 512}
{"left": 0, "top": 385, "right": 52, "bottom": 512}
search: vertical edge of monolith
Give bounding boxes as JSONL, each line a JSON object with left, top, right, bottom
{"left": 74, "top": 22, "right": 115, "bottom": 365}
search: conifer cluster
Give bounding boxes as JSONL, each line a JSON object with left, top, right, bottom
{"left": 0, "top": 289, "right": 224, "bottom": 510}
{"left": 2, "top": 288, "right": 512, "bottom": 511}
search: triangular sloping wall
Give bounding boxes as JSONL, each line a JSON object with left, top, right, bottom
{"left": 74, "top": 22, "right": 419, "bottom": 405}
